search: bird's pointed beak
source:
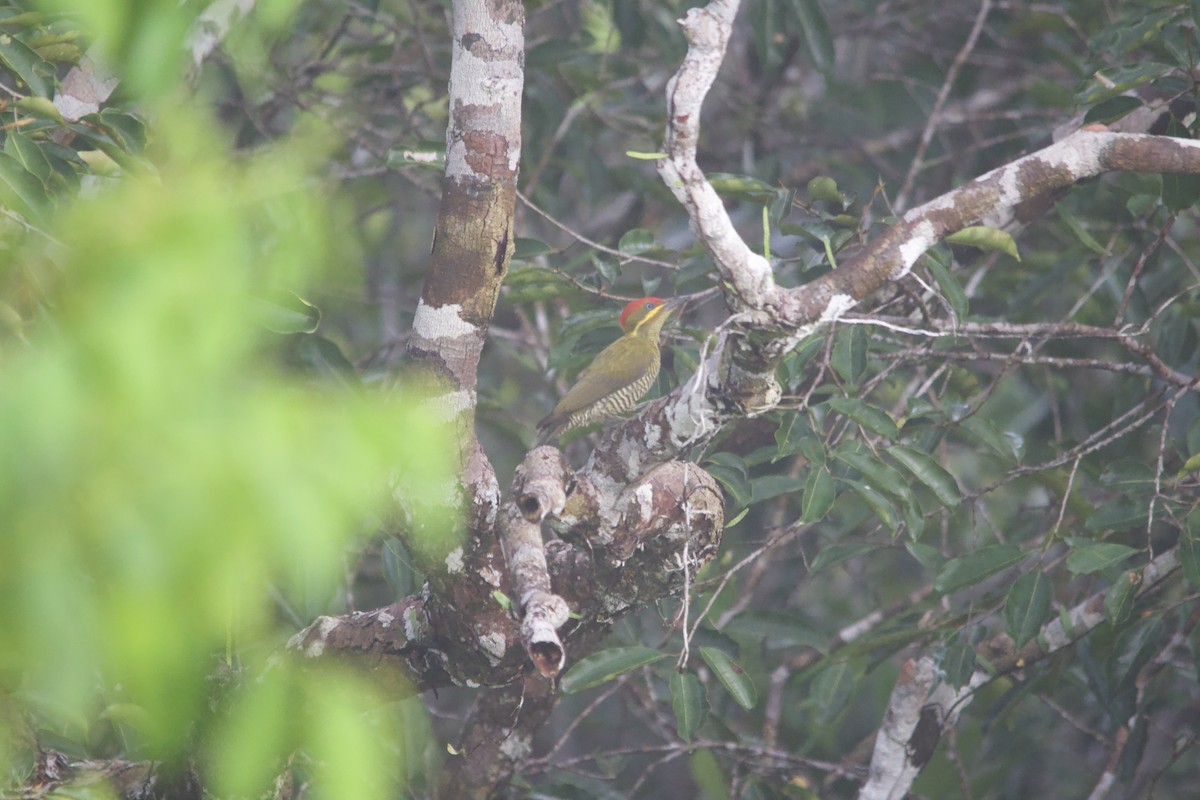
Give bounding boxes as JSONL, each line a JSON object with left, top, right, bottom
{"left": 664, "top": 296, "right": 688, "bottom": 315}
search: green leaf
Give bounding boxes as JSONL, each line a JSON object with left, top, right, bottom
{"left": 806, "top": 175, "right": 841, "bottom": 203}
{"left": 847, "top": 481, "right": 899, "bottom": 534}
{"left": 887, "top": 445, "right": 962, "bottom": 506}
{"left": 511, "top": 237, "right": 556, "bottom": 259}
{"left": 1162, "top": 117, "right": 1200, "bottom": 212}
{"left": 618, "top": 228, "right": 660, "bottom": 255}
{"left": 14, "top": 95, "right": 62, "bottom": 122}
{"left": 724, "top": 507, "right": 749, "bottom": 529}
{"left": 98, "top": 110, "right": 148, "bottom": 154}
{"left": 729, "top": 611, "right": 827, "bottom": 650}
{"left": 906, "top": 541, "right": 945, "bottom": 572}
{"left": 0, "top": 33, "right": 55, "bottom": 96}
{"left": 934, "top": 545, "right": 1024, "bottom": 594}
{"left": 960, "top": 416, "right": 1023, "bottom": 462}
{"left": 940, "top": 643, "right": 976, "bottom": 688}
{"left": 1181, "top": 528, "right": 1200, "bottom": 589}
{"left": 705, "top": 451, "right": 752, "bottom": 510}
{"left": 810, "top": 541, "right": 880, "bottom": 574}
{"left": 669, "top": 671, "right": 708, "bottom": 742}
{"left": 1055, "top": 203, "right": 1107, "bottom": 255}
{"left": 707, "top": 172, "right": 777, "bottom": 202}
{"left": 1085, "top": 498, "right": 1147, "bottom": 533}
{"left": 923, "top": 255, "right": 969, "bottom": 319}
{"left": 945, "top": 226, "right": 1020, "bottom": 261}
{"left": 1064, "top": 541, "right": 1139, "bottom": 575}
{"left": 253, "top": 292, "right": 321, "bottom": 335}
{"left": 626, "top": 150, "right": 667, "bottom": 160}
{"left": 750, "top": 474, "right": 805, "bottom": 503}
{"left": 4, "top": 130, "right": 51, "bottom": 183}
{"left": 561, "top": 646, "right": 666, "bottom": 693}
{"left": 700, "top": 647, "right": 757, "bottom": 710}
{"left": 1104, "top": 571, "right": 1141, "bottom": 625}
{"left": 801, "top": 463, "right": 836, "bottom": 522}
{"left": 828, "top": 396, "right": 900, "bottom": 440}
{"left": 1004, "top": 571, "right": 1052, "bottom": 648}
{"left": 834, "top": 448, "right": 910, "bottom": 499}
{"left": 1074, "top": 63, "right": 1172, "bottom": 106}
{"left": 831, "top": 324, "right": 868, "bottom": 385}
{"left": 810, "top": 660, "right": 856, "bottom": 721}
{"left": 1083, "top": 95, "right": 1143, "bottom": 126}
{"left": 787, "top": 0, "right": 835, "bottom": 72}
{"left": 0, "top": 150, "right": 50, "bottom": 222}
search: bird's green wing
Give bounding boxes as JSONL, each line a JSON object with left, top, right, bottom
{"left": 544, "top": 337, "right": 658, "bottom": 422}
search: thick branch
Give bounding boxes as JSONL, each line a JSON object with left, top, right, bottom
{"left": 287, "top": 596, "right": 453, "bottom": 695}
{"left": 637, "top": 0, "right": 1200, "bottom": 490}
{"left": 858, "top": 546, "right": 1182, "bottom": 800}
{"left": 403, "top": 0, "right": 524, "bottom": 560}
{"left": 501, "top": 447, "right": 572, "bottom": 677}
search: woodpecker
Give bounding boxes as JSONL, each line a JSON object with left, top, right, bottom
{"left": 537, "top": 296, "right": 684, "bottom": 445}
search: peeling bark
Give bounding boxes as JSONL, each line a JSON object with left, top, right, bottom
{"left": 500, "top": 448, "right": 572, "bottom": 677}
{"left": 857, "top": 547, "right": 1181, "bottom": 800}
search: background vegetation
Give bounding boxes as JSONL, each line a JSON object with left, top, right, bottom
{"left": 1, "top": 0, "right": 1199, "bottom": 798}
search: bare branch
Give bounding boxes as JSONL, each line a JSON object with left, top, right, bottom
{"left": 501, "top": 447, "right": 572, "bottom": 676}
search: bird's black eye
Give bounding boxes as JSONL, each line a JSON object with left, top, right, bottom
{"left": 645, "top": 302, "right": 656, "bottom": 309}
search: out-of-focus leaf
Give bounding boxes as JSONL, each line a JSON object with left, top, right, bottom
{"left": 15, "top": 95, "right": 62, "bottom": 122}
{"left": 0, "top": 34, "right": 55, "bottom": 96}
{"left": 1065, "top": 541, "right": 1139, "bottom": 575}
{"left": 669, "top": 670, "right": 707, "bottom": 742}
{"left": 561, "top": 646, "right": 666, "bottom": 693}
{"left": 907, "top": 541, "right": 944, "bottom": 572}
{"left": 700, "top": 647, "right": 757, "bottom": 710}
{"left": 1104, "top": 570, "right": 1141, "bottom": 625}
{"left": 1181, "top": 526, "right": 1200, "bottom": 589}
{"left": 0, "top": 150, "right": 50, "bottom": 222}
{"left": 511, "top": 237, "right": 556, "bottom": 260}
{"left": 706, "top": 451, "right": 752, "bottom": 510}
{"left": 810, "top": 541, "right": 880, "bottom": 574}
{"left": 1085, "top": 499, "right": 1147, "bottom": 533}
{"left": 1162, "top": 117, "right": 1200, "bottom": 211}
{"left": 787, "top": 0, "right": 834, "bottom": 72}
{"left": 750, "top": 474, "right": 805, "bottom": 503}
{"left": 810, "top": 660, "right": 857, "bottom": 721}
{"left": 254, "top": 292, "right": 320, "bottom": 335}
{"left": 807, "top": 175, "right": 840, "bottom": 203}
{"left": 934, "top": 545, "right": 1024, "bottom": 594}
{"left": 4, "top": 131, "right": 52, "bottom": 183}
{"left": 1055, "top": 202, "right": 1108, "bottom": 255}
{"left": 290, "top": 335, "right": 358, "bottom": 385}
{"left": 730, "top": 611, "right": 827, "bottom": 650}
{"left": 1004, "top": 571, "right": 1052, "bottom": 648}
{"left": 940, "top": 643, "right": 976, "bottom": 688}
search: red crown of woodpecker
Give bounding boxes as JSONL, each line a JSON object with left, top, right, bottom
{"left": 619, "top": 297, "right": 666, "bottom": 329}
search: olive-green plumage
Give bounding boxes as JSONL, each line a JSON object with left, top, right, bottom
{"left": 537, "top": 297, "right": 681, "bottom": 445}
